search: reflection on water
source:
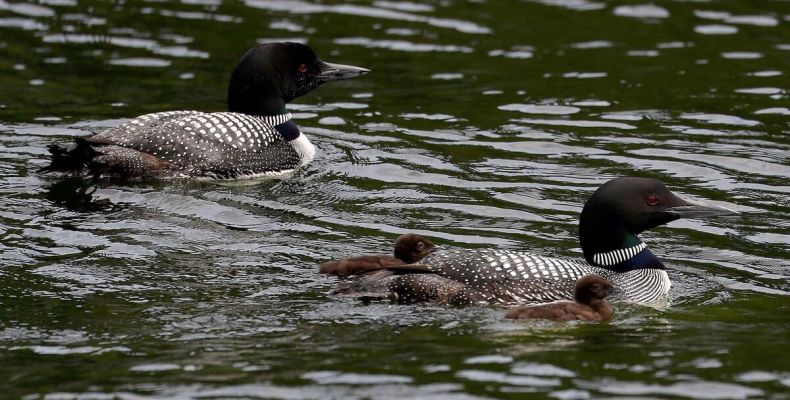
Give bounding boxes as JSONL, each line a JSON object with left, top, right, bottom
{"left": 1, "top": 0, "right": 789, "bottom": 398}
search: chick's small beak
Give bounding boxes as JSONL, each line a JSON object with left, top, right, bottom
{"left": 316, "top": 61, "right": 370, "bottom": 82}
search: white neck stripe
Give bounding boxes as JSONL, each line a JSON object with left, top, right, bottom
{"left": 258, "top": 112, "right": 292, "bottom": 126}
{"left": 593, "top": 242, "right": 647, "bottom": 266}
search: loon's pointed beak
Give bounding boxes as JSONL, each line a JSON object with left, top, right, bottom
{"left": 316, "top": 61, "right": 370, "bottom": 82}
{"left": 666, "top": 196, "right": 739, "bottom": 219}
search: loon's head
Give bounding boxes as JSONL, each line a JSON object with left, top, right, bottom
{"left": 579, "top": 177, "right": 736, "bottom": 268}
{"left": 227, "top": 42, "right": 370, "bottom": 116}
{"left": 394, "top": 233, "right": 437, "bottom": 264}
{"left": 573, "top": 275, "right": 614, "bottom": 304}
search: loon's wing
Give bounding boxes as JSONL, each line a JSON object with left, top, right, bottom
{"left": 418, "top": 249, "right": 588, "bottom": 303}
{"left": 89, "top": 111, "right": 204, "bottom": 145}
{"left": 334, "top": 249, "right": 595, "bottom": 305}
{"left": 466, "top": 277, "right": 575, "bottom": 304}
{"left": 89, "top": 111, "right": 300, "bottom": 177}
{"left": 335, "top": 269, "right": 571, "bottom": 305}
{"left": 334, "top": 270, "right": 473, "bottom": 305}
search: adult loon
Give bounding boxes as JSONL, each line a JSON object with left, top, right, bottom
{"left": 319, "top": 234, "right": 436, "bottom": 278}
{"left": 335, "top": 177, "right": 737, "bottom": 306}
{"left": 40, "top": 42, "right": 369, "bottom": 179}
{"left": 505, "top": 275, "right": 614, "bottom": 322}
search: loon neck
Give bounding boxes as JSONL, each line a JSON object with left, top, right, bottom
{"left": 579, "top": 202, "right": 665, "bottom": 272}
{"left": 259, "top": 112, "right": 293, "bottom": 127}
{"left": 227, "top": 68, "right": 288, "bottom": 117}
{"left": 589, "top": 237, "right": 665, "bottom": 272}
{"left": 256, "top": 113, "right": 301, "bottom": 142}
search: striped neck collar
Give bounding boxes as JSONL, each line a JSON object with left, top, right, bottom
{"left": 592, "top": 242, "right": 646, "bottom": 266}
{"left": 591, "top": 242, "right": 665, "bottom": 271}
{"left": 258, "top": 112, "right": 292, "bottom": 126}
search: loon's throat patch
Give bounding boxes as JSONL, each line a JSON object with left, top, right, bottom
{"left": 256, "top": 112, "right": 299, "bottom": 141}
{"left": 276, "top": 120, "right": 300, "bottom": 141}
{"left": 593, "top": 244, "right": 665, "bottom": 271}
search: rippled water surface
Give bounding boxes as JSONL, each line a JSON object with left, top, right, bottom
{"left": 1, "top": 0, "right": 789, "bottom": 398}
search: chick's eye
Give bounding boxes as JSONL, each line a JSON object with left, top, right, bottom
{"left": 416, "top": 242, "right": 425, "bottom": 250}
{"left": 297, "top": 64, "right": 308, "bottom": 73}
{"left": 645, "top": 194, "right": 659, "bottom": 206}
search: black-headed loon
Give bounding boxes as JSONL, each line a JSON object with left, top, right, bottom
{"left": 40, "top": 42, "right": 369, "bottom": 179}
{"left": 335, "top": 177, "right": 737, "bottom": 307}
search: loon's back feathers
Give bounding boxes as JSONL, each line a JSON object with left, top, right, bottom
{"left": 343, "top": 249, "right": 588, "bottom": 305}
{"left": 39, "top": 112, "right": 302, "bottom": 179}
{"left": 40, "top": 42, "right": 368, "bottom": 180}
{"left": 343, "top": 249, "right": 675, "bottom": 305}
{"left": 94, "top": 111, "right": 303, "bottom": 179}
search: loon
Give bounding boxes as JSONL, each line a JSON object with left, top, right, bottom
{"left": 39, "top": 42, "right": 369, "bottom": 179}
{"left": 334, "top": 177, "right": 737, "bottom": 306}
{"left": 319, "top": 234, "right": 436, "bottom": 278}
{"left": 505, "top": 275, "right": 614, "bottom": 322}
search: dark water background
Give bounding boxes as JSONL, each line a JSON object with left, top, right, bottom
{"left": 1, "top": 0, "right": 789, "bottom": 398}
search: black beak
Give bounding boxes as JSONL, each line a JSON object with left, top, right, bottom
{"left": 316, "top": 61, "right": 370, "bottom": 82}
{"left": 665, "top": 196, "right": 738, "bottom": 219}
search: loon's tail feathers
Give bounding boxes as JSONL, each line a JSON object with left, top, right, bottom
{"left": 319, "top": 255, "right": 407, "bottom": 277}
{"left": 38, "top": 137, "right": 96, "bottom": 175}
{"left": 40, "top": 138, "right": 174, "bottom": 179}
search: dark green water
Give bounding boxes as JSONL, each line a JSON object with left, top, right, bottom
{"left": 1, "top": 0, "right": 789, "bottom": 398}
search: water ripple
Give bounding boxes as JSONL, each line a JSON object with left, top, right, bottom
{"left": 0, "top": 0, "right": 788, "bottom": 398}
{"left": 335, "top": 37, "right": 474, "bottom": 53}
{"left": 243, "top": 0, "right": 491, "bottom": 34}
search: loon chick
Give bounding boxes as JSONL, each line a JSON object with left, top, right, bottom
{"left": 40, "top": 42, "right": 369, "bottom": 179}
{"left": 338, "top": 177, "right": 737, "bottom": 306}
{"left": 505, "top": 275, "right": 614, "bottom": 321}
{"left": 320, "top": 234, "right": 436, "bottom": 277}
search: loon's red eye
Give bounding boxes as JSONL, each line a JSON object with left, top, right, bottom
{"left": 645, "top": 195, "right": 659, "bottom": 206}
{"left": 297, "top": 64, "right": 308, "bottom": 73}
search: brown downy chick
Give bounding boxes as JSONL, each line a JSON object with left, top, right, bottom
{"left": 505, "top": 275, "right": 614, "bottom": 322}
{"left": 319, "top": 234, "right": 436, "bottom": 277}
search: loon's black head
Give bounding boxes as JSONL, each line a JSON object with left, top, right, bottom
{"left": 394, "top": 234, "right": 436, "bottom": 264}
{"left": 227, "top": 42, "right": 370, "bottom": 116}
{"left": 579, "top": 177, "right": 736, "bottom": 268}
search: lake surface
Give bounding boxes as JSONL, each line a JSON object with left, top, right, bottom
{"left": 1, "top": 0, "right": 789, "bottom": 398}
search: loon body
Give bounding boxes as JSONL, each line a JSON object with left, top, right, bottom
{"left": 388, "top": 247, "right": 670, "bottom": 305}
{"left": 505, "top": 275, "right": 614, "bottom": 322}
{"left": 40, "top": 42, "right": 369, "bottom": 179}
{"left": 336, "top": 177, "right": 736, "bottom": 306}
